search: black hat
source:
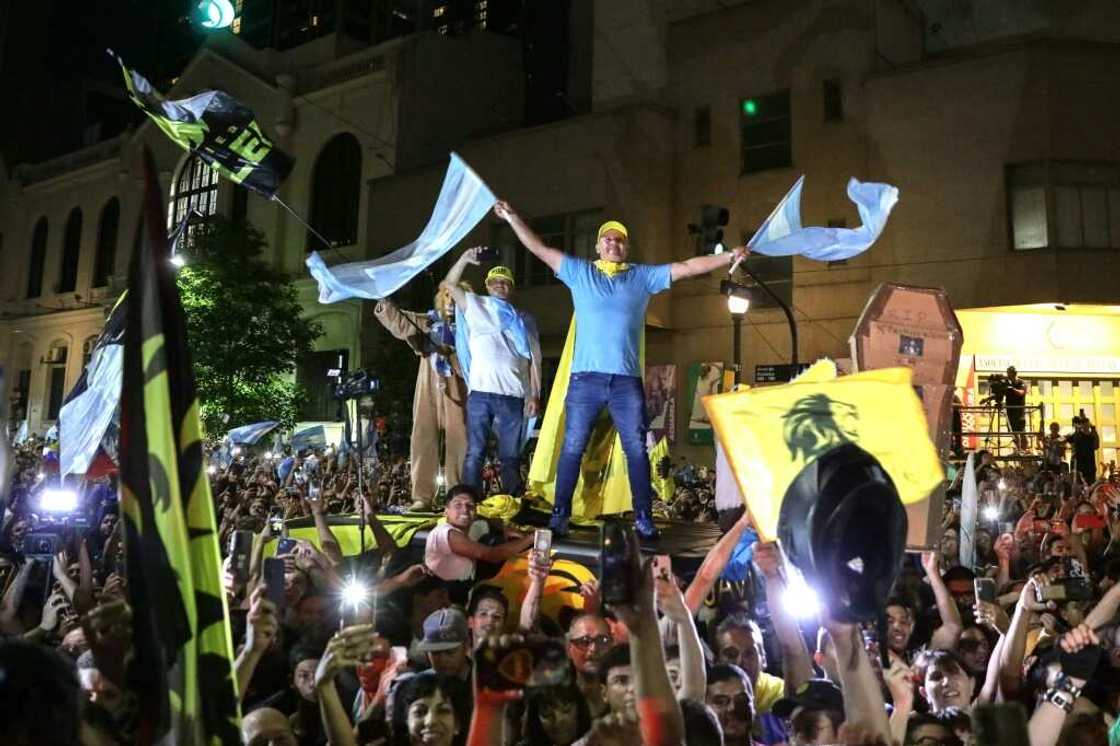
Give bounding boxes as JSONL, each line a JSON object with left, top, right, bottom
{"left": 778, "top": 442, "right": 908, "bottom": 623}
{"left": 772, "top": 678, "right": 845, "bottom": 719}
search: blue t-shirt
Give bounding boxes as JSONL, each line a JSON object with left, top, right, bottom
{"left": 556, "top": 256, "right": 672, "bottom": 377}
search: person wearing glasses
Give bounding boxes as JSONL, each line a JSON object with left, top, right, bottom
{"left": 565, "top": 612, "right": 613, "bottom": 717}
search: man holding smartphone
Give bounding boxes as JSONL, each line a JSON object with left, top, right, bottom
{"left": 441, "top": 247, "right": 542, "bottom": 497}
{"left": 494, "top": 201, "right": 747, "bottom": 538}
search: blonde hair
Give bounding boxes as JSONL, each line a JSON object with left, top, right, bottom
{"left": 435, "top": 281, "right": 472, "bottom": 319}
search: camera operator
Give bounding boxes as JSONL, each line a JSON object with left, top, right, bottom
{"left": 1067, "top": 412, "right": 1100, "bottom": 485}
{"left": 1002, "top": 366, "right": 1029, "bottom": 451}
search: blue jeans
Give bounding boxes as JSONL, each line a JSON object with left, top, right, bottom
{"left": 462, "top": 391, "right": 525, "bottom": 496}
{"left": 553, "top": 372, "right": 652, "bottom": 517}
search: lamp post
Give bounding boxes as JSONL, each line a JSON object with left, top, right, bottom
{"left": 721, "top": 280, "right": 751, "bottom": 385}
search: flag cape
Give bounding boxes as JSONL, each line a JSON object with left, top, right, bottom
{"left": 306, "top": 153, "right": 495, "bottom": 303}
{"left": 703, "top": 360, "right": 943, "bottom": 541}
{"left": 59, "top": 293, "right": 126, "bottom": 477}
{"left": 454, "top": 294, "right": 534, "bottom": 389}
{"left": 526, "top": 319, "right": 656, "bottom": 518}
{"left": 226, "top": 420, "right": 279, "bottom": 445}
{"left": 120, "top": 149, "right": 239, "bottom": 744}
{"left": 112, "top": 51, "right": 293, "bottom": 198}
{"left": 959, "top": 453, "right": 978, "bottom": 568}
{"left": 747, "top": 176, "right": 899, "bottom": 262}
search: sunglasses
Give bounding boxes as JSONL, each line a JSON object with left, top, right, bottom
{"left": 568, "top": 634, "right": 612, "bottom": 649}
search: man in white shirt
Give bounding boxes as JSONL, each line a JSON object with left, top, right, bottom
{"left": 442, "top": 248, "right": 542, "bottom": 496}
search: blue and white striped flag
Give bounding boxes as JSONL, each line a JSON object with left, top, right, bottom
{"left": 747, "top": 176, "right": 899, "bottom": 262}
{"left": 307, "top": 152, "right": 496, "bottom": 303}
{"left": 227, "top": 420, "right": 279, "bottom": 445}
{"left": 290, "top": 424, "right": 328, "bottom": 451}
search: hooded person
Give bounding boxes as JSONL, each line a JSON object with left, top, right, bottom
{"left": 373, "top": 280, "right": 470, "bottom": 511}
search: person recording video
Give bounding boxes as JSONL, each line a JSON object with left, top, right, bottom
{"left": 1002, "top": 366, "right": 1028, "bottom": 451}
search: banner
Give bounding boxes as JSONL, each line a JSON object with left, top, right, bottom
{"left": 748, "top": 176, "right": 899, "bottom": 262}
{"left": 113, "top": 51, "right": 293, "bottom": 198}
{"left": 119, "top": 149, "right": 239, "bottom": 743}
{"left": 306, "top": 153, "right": 495, "bottom": 303}
{"left": 686, "top": 362, "right": 725, "bottom": 445}
{"left": 644, "top": 364, "right": 677, "bottom": 444}
{"left": 703, "top": 360, "right": 943, "bottom": 541}
{"left": 59, "top": 293, "right": 126, "bottom": 477}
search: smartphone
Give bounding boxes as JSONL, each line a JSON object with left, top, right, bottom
{"left": 276, "top": 537, "right": 298, "bottom": 556}
{"left": 22, "top": 532, "right": 61, "bottom": 559}
{"left": 1073, "top": 513, "right": 1107, "bottom": 531}
{"left": 308, "top": 481, "right": 321, "bottom": 501}
{"left": 263, "top": 557, "right": 286, "bottom": 610}
{"left": 229, "top": 530, "right": 253, "bottom": 584}
{"left": 268, "top": 511, "right": 285, "bottom": 534}
{"left": 653, "top": 554, "right": 672, "bottom": 580}
{"left": 974, "top": 577, "right": 997, "bottom": 604}
{"left": 599, "top": 519, "right": 635, "bottom": 607}
{"left": 477, "top": 246, "right": 501, "bottom": 262}
{"left": 475, "top": 635, "right": 569, "bottom": 692}
{"left": 533, "top": 529, "right": 552, "bottom": 561}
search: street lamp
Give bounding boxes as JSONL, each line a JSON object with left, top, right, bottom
{"left": 721, "top": 280, "right": 751, "bottom": 385}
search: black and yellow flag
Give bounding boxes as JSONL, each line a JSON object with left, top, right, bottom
{"left": 120, "top": 149, "right": 240, "bottom": 744}
{"left": 111, "top": 50, "right": 293, "bottom": 198}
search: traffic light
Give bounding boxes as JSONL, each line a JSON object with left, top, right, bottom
{"left": 697, "top": 204, "right": 729, "bottom": 255}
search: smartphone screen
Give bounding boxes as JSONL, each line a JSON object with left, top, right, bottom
{"left": 276, "top": 537, "right": 298, "bottom": 556}
{"left": 974, "top": 577, "right": 996, "bottom": 604}
{"left": 229, "top": 530, "right": 253, "bottom": 584}
{"left": 653, "top": 554, "right": 672, "bottom": 580}
{"left": 599, "top": 520, "right": 633, "bottom": 606}
{"left": 533, "top": 529, "right": 552, "bottom": 559}
{"left": 263, "top": 557, "right": 286, "bottom": 610}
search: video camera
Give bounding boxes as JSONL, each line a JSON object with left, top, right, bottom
{"left": 333, "top": 370, "right": 381, "bottom": 400}
{"left": 981, "top": 373, "right": 1010, "bottom": 406}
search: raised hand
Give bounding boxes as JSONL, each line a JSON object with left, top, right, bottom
{"left": 315, "top": 624, "right": 375, "bottom": 689}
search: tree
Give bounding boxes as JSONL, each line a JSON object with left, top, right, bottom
{"left": 176, "top": 217, "right": 321, "bottom": 437}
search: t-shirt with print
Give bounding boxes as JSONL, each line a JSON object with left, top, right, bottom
{"left": 555, "top": 256, "right": 672, "bottom": 377}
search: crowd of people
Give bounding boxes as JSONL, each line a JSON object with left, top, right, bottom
{"left": 2, "top": 421, "right": 1120, "bottom": 746}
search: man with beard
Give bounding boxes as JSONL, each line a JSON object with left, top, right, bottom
{"left": 566, "top": 613, "right": 613, "bottom": 717}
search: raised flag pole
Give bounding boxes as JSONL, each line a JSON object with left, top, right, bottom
{"left": 271, "top": 195, "right": 335, "bottom": 251}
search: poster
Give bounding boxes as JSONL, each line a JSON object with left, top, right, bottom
{"left": 644, "top": 364, "right": 677, "bottom": 444}
{"left": 687, "top": 362, "right": 725, "bottom": 445}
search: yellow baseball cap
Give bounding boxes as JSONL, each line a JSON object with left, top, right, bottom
{"left": 597, "top": 220, "right": 629, "bottom": 240}
{"left": 486, "top": 266, "right": 515, "bottom": 285}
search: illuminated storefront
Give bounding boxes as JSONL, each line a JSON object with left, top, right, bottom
{"left": 957, "top": 304, "right": 1120, "bottom": 465}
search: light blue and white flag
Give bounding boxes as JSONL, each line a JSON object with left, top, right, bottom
{"left": 454, "top": 294, "right": 535, "bottom": 389}
{"left": 59, "top": 344, "right": 122, "bottom": 477}
{"left": 290, "top": 424, "right": 328, "bottom": 451}
{"left": 227, "top": 420, "right": 279, "bottom": 445}
{"left": 307, "top": 152, "right": 496, "bottom": 303}
{"left": 747, "top": 176, "right": 899, "bottom": 262}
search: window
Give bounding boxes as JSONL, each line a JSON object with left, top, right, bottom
{"left": 308, "top": 133, "right": 362, "bottom": 250}
{"left": 93, "top": 198, "right": 119, "bottom": 287}
{"left": 26, "top": 217, "right": 48, "bottom": 298}
{"left": 740, "top": 90, "right": 792, "bottom": 174}
{"left": 44, "top": 343, "right": 68, "bottom": 421}
{"left": 490, "top": 208, "right": 601, "bottom": 287}
{"left": 823, "top": 78, "right": 843, "bottom": 122}
{"left": 1008, "top": 161, "right": 1120, "bottom": 250}
{"left": 168, "top": 154, "right": 219, "bottom": 245}
{"left": 82, "top": 336, "right": 98, "bottom": 368}
{"left": 59, "top": 208, "right": 82, "bottom": 293}
{"left": 694, "top": 105, "right": 711, "bottom": 147}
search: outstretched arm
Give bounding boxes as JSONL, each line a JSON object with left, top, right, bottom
{"left": 670, "top": 246, "right": 747, "bottom": 281}
{"left": 447, "top": 527, "right": 533, "bottom": 565}
{"left": 441, "top": 247, "right": 483, "bottom": 305}
{"left": 922, "top": 551, "right": 963, "bottom": 650}
{"left": 683, "top": 510, "right": 753, "bottom": 615}
{"left": 494, "top": 201, "right": 565, "bottom": 273}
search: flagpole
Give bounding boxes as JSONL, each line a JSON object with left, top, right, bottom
{"left": 272, "top": 195, "right": 334, "bottom": 251}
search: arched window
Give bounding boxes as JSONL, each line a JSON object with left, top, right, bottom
{"left": 59, "top": 207, "right": 82, "bottom": 293}
{"left": 307, "top": 133, "right": 361, "bottom": 250}
{"left": 93, "top": 198, "right": 120, "bottom": 287}
{"left": 26, "top": 217, "right": 48, "bottom": 298}
{"left": 168, "top": 155, "right": 219, "bottom": 245}
{"left": 44, "top": 340, "right": 69, "bottom": 421}
{"left": 82, "top": 335, "right": 99, "bottom": 368}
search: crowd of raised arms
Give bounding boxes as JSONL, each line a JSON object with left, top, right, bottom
{"left": 3, "top": 428, "right": 1120, "bottom": 746}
